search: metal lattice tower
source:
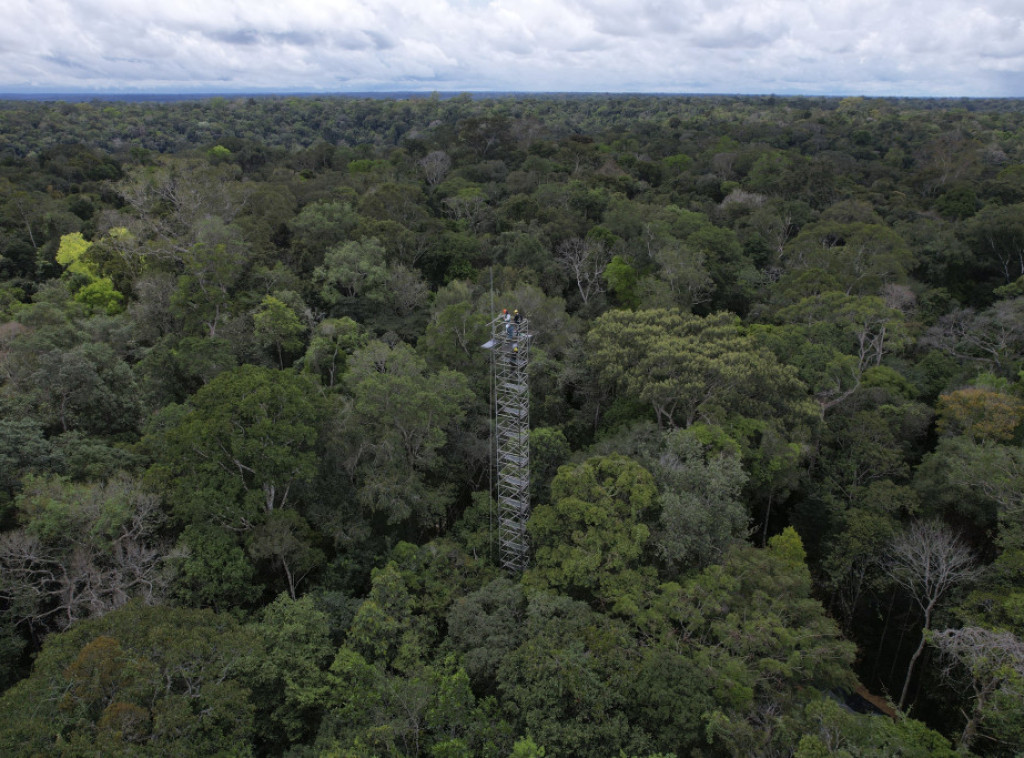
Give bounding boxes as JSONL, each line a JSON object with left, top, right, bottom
{"left": 484, "top": 314, "right": 532, "bottom": 573}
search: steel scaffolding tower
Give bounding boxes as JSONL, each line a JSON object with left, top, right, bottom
{"left": 483, "top": 314, "right": 532, "bottom": 573}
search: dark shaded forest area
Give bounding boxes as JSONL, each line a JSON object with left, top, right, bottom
{"left": 0, "top": 92, "right": 1023, "bottom": 756}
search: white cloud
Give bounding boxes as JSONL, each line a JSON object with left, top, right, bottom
{"left": 0, "top": 0, "right": 1021, "bottom": 95}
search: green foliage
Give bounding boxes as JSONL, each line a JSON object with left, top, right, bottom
{"left": 19, "top": 341, "right": 142, "bottom": 435}
{"left": 821, "top": 506, "right": 899, "bottom": 631}
{"left": 0, "top": 602, "right": 260, "bottom": 757}
{"left": 289, "top": 200, "right": 359, "bottom": 273}
{"left": 54, "top": 233, "right": 126, "bottom": 314}
{"left": 766, "top": 290, "right": 910, "bottom": 413}
{"left": 346, "top": 561, "right": 422, "bottom": 670}
{"left": 914, "top": 436, "right": 1024, "bottom": 542}
{"left": 794, "top": 698, "right": 956, "bottom": 757}
{"left": 935, "top": 185, "right": 978, "bottom": 220}
{"left": 416, "top": 294, "right": 490, "bottom": 383}
{"left": 168, "top": 235, "right": 249, "bottom": 339}
{"left": 388, "top": 538, "right": 497, "bottom": 650}
{"left": 135, "top": 334, "right": 240, "bottom": 408}
{"left": 526, "top": 455, "right": 658, "bottom": 617}
{"left": 73, "top": 276, "right": 125, "bottom": 315}
{"left": 0, "top": 624, "right": 25, "bottom": 692}
{"left": 301, "top": 316, "right": 365, "bottom": 388}
{"left": 55, "top": 232, "right": 95, "bottom": 277}
{"left": 1, "top": 474, "right": 170, "bottom": 634}
{"left": 628, "top": 644, "right": 711, "bottom": 754}
{"left": 784, "top": 220, "right": 913, "bottom": 296}
{"left": 0, "top": 417, "right": 60, "bottom": 500}
{"left": 315, "top": 237, "right": 389, "bottom": 306}
{"left": 649, "top": 426, "right": 749, "bottom": 574}
{"left": 959, "top": 547, "right": 1024, "bottom": 630}
{"left": 317, "top": 641, "right": 511, "bottom": 756}
{"left": 929, "top": 626, "right": 1024, "bottom": 752}
{"left": 447, "top": 577, "right": 526, "bottom": 691}
{"left": 770, "top": 525, "right": 808, "bottom": 566}
{"left": 529, "top": 426, "right": 570, "bottom": 503}
{"left": 143, "top": 364, "right": 324, "bottom": 528}
{"left": 587, "top": 308, "right": 811, "bottom": 430}
{"left": 248, "top": 509, "right": 326, "bottom": 599}
{"left": 656, "top": 531, "right": 857, "bottom": 755}
{"left": 603, "top": 255, "right": 640, "bottom": 308}
{"left": 509, "top": 736, "right": 546, "bottom": 757}
{"left": 247, "top": 593, "right": 334, "bottom": 748}
{"left": 253, "top": 293, "right": 306, "bottom": 368}
{"left": 496, "top": 592, "right": 643, "bottom": 758}
{"left": 208, "top": 144, "right": 232, "bottom": 163}
{"left": 173, "top": 523, "right": 261, "bottom": 611}
{"left": 7, "top": 93, "right": 1024, "bottom": 756}
{"left": 341, "top": 340, "right": 474, "bottom": 526}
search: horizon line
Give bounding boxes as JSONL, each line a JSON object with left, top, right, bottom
{"left": 0, "top": 90, "right": 1017, "bottom": 103}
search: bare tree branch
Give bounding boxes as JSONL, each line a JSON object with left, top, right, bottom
{"left": 931, "top": 626, "right": 1024, "bottom": 750}
{"left": 883, "top": 521, "right": 978, "bottom": 710}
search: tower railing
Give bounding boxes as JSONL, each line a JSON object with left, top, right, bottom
{"left": 484, "top": 314, "right": 532, "bottom": 573}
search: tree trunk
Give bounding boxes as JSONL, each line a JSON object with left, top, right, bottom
{"left": 960, "top": 707, "right": 982, "bottom": 751}
{"left": 761, "top": 492, "right": 774, "bottom": 547}
{"left": 898, "top": 606, "right": 932, "bottom": 710}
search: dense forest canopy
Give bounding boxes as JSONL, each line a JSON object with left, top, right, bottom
{"left": 1, "top": 92, "right": 1024, "bottom": 756}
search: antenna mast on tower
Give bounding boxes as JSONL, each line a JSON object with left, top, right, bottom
{"left": 483, "top": 312, "right": 532, "bottom": 573}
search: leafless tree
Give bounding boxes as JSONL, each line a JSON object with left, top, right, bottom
{"left": 883, "top": 521, "right": 978, "bottom": 710}
{"left": 882, "top": 282, "right": 918, "bottom": 317}
{"left": 117, "top": 160, "right": 248, "bottom": 264}
{"left": 931, "top": 625, "right": 1024, "bottom": 750}
{"left": 750, "top": 206, "right": 799, "bottom": 262}
{"left": 442, "top": 191, "right": 489, "bottom": 232}
{"left": 711, "top": 151, "right": 737, "bottom": 180}
{"left": 0, "top": 476, "right": 174, "bottom": 636}
{"left": 718, "top": 188, "right": 766, "bottom": 211}
{"left": 418, "top": 150, "right": 451, "bottom": 187}
{"left": 386, "top": 264, "right": 430, "bottom": 317}
{"left": 922, "top": 299, "right": 1024, "bottom": 373}
{"left": 556, "top": 237, "right": 611, "bottom": 305}
{"left": 652, "top": 242, "right": 715, "bottom": 310}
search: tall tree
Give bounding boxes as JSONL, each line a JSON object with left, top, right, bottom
{"left": 526, "top": 454, "right": 658, "bottom": 617}
{"left": 922, "top": 297, "right": 1024, "bottom": 376}
{"left": 253, "top": 294, "right": 306, "bottom": 369}
{"left": 496, "top": 591, "right": 643, "bottom": 758}
{"left": 783, "top": 220, "right": 913, "bottom": 296}
{"left": 586, "top": 308, "right": 811, "bottom": 430}
{"left": 339, "top": 340, "right": 473, "bottom": 528}
{"left": 767, "top": 290, "right": 909, "bottom": 414}
{"left": 884, "top": 522, "right": 977, "bottom": 710}
{"left": 143, "top": 365, "right": 324, "bottom": 529}
{"left": 653, "top": 528, "right": 856, "bottom": 755}
{"left": 556, "top": 237, "right": 610, "bottom": 305}
{"left": 649, "top": 426, "right": 749, "bottom": 574}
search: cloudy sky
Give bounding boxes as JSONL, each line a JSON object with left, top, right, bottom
{"left": 2, "top": 0, "right": 1023, "bottom": 96}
